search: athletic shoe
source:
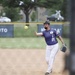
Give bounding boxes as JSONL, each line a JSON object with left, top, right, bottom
{"left": 45, "top": 72, "right": 50, "bottom": 75}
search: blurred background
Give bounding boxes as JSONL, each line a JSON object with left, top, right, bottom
{"left": 0, "top": 0, "right": 70, "bottom": 75}
{"left": 0, "top": 0, "right": 69, "bottom": 48}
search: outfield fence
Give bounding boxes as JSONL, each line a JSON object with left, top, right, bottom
{"left": 0, "top": 22, "right": 70, "bottom": 38}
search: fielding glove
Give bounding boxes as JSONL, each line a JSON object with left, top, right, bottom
{"left": 61, "top": 44, "right": 67, "bottom": 52}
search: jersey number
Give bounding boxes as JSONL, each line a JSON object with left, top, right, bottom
{"left": 52, "top": 38, "right": 55, "bottom": 42}
{"left": 52, "top": 35, "right": 55, "bottom": 42}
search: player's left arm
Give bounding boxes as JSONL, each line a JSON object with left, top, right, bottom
{"left": 55, "top": 30, "right": 67, "bottom": 52}
{"left": 58, "top": 36, "right": 65, "bottom": 45}
{"left": 58, "top": 35, "right": 67, "bottom": 52}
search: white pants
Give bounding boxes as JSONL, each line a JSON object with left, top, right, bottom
{"left": 45, "top": 43, "right": 59, "bottom": 73}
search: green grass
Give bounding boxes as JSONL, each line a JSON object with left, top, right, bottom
{"left": 0, "top": 37, "right": 69, "bottom": 49}
{"left": 14, "top": 24, "right": 37, "bottom": 37}
{"left": 0, "top": 23, "right": 70, "bottom": 49}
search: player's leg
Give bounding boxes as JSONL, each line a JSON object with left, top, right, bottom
{"left": 45, "top": 45, "right": 52, "bottom": 75}
{"left": 45, "top": 45, "right": 51, "bottom": 65}
{"left": 46, "top": 43, "right": 59, "bottom": 73}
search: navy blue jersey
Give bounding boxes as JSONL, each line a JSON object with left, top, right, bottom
{"left": 42, "top": 29, "right": 60, "bottom": 45}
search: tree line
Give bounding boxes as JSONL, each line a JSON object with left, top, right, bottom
{"left": 0, "top": 0, "right": 67, "bottom": 22}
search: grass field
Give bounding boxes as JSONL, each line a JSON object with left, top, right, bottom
{"left": 0, "top": 23, "right": 70, "bottom": 49}
{"left": 0, "top": 37, "right": 69, "bottom": 49}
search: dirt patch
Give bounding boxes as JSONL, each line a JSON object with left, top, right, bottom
{"left": 0, "top": 49, "right": 69, "bottom": 75}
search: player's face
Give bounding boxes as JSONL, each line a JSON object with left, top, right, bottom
{"left": 44, "top": 24, "right": 49, "bottom": 29}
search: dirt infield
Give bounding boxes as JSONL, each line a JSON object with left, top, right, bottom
{"left": 0, "top": 49, "right": 69, "bottom": 75}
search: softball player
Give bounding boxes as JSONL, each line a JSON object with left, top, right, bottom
{"left": 35, "top": 21, "right": 65, "bottom": 75}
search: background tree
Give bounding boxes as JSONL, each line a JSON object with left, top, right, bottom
{"left": 60, "top": 0, "right": 67, "bottom": 21}
{"left": 3, "top": 7, "right": 20, "bottom": 21}
{"left": 0, "top": 0, "right": 65, "bottom": 22}
{"left": 30, "top": 11, "right": 36, "bottom": 21}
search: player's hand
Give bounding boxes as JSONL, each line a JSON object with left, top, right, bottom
{"left": 35, "top": 32, "right": 43, "bottom": 36}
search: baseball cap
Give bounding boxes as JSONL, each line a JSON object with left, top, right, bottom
{"left": 44, "top": 21, "right": 50, "bottom": 25}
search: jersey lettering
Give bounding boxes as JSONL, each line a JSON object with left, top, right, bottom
{"left": 52, "top": 35, "right": 55, "bottom": 42}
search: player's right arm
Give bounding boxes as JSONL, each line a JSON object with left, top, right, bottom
{"left": 35, "top": 32, "right": 43, "bottom": 36}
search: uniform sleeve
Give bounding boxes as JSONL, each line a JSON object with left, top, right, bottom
{"left": 54, "top": 30, "right": 60, "bottom": 37}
